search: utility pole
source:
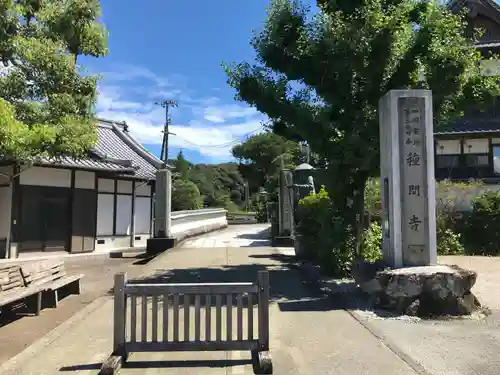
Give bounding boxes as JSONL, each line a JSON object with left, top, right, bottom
{"left": 156, "top": 99, "right": 178, "bottom": 164}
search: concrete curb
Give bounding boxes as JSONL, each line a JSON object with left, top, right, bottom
{"left": 297, "top": 260, "right": 433, "bottom": 375}
{"left": 0, "top": 295, "right": 111, "bottom": 375}
{"left": 0, "top": 247, "right": 146, "bottom": 264}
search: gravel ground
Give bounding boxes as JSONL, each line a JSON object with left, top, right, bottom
{"left": 307, "top": 255, "right": 500, "bottom": 375}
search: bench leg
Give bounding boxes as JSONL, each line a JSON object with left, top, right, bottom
{"left": 35, "top": 292, "right": 42, "bottom": 316}
{"left": 53, "top": 289, "right": 59, "bottom": 308}
{"left": 251, "top": 350, "right": 273, "bottom": 374}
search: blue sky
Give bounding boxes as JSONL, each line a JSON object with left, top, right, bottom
{"left": 80, "top": 0, "right": 292, "bottom": 164}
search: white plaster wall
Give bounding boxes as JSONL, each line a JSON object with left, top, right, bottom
{"left": 117, "top": 180, "right": 133, "bottom": 194}
{"left": 94, "top": 236, "right": 132, "bottom": 252}
{"left": 136, "top": 183, "right": 151, "bottom": 196}
{"left": 116, "top": 195, "right": 132, "bottom": 235}
{"left": 135, "top": 197, "right": 151, "bottom": 234}
{"left": 98, "top": 178, "right": 115, "bottom": 192}
{"left": 20, "top": 167, "right": 71, "bottom": 187}
{"left": 75, "top": 171, "right": 95, "bottom": 189}
{"left": 436, "top": 183, "right": 500, "bottom": 212}
{"left": 170, "top": 209, "right": 228, "bottom": 242}
{"left": 96, "top": 193, "right": 114, "bottom": 235}
{"left": 436, "top": 140, "right": 461, "bottom": 155}
{"left": 93, "top": 209, "right": 227, "bottom": 253}
{"left": 132, "top": 234, "right": 149, "bottom": 248}
{"left": 463, "top": 139, "right": 489, "bottom": 154}
{"left": 0, "top": 185, "right": 12, "bottom": 239}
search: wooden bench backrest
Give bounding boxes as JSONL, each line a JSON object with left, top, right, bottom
{"left": 20, "top": 260, "right": 66, "bottom": 288}
{"left": 0, "top": 264, "right": 24, "bottom": 293}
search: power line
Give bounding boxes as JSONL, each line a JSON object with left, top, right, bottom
{"left": 169, "top": 126, "right": 263, "bottom": 149}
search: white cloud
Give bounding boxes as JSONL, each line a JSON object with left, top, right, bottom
{"left": 201, "top": 105, "right": 258, "bottom": 123}
{"left": 95, "top": 64, "right": 265, "bottom": 160}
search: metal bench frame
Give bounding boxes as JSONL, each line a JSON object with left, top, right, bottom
{"left": 101, "top": 271, "right": 272, "bottom": 375}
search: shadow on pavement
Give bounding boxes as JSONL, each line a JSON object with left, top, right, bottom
{"left": 59, "top": 359, "right": 250, "bottom": 372}
{"left": 241, "top": 240, "right": 272, "bottom": 247}
{"left": 235, "top": 228, "right": 270, "bottom": 240}
{"left": 106, "top": 249, "right": 344, "bottom": 312}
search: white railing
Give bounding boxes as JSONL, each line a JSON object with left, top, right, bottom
{"left": 170, "top": 208, "right": 228, "bottom": 242}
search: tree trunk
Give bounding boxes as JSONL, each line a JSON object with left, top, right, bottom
{"left": 351, "top": 173, "right": 368, "bottom": 258}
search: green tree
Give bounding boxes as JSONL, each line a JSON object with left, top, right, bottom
{"left": 232, "top": 132, "right": 300, "bottom": 192}
{"left": 172, "top": 179, "right": 203, "bottom": 211}
{"left": 174, "top": 150, "right": 190, "bottom": 179}
{"left": 0, "top": 0, "right": 107, "bottom": 163}
{"left": 225, "top": 0, "right": 499, "bottom": 255}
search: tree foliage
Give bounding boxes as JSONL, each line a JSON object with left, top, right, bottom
{"left": 172, "top": 179, "right": 203, "bottom": 211}
{"left": 232, "top": 131, "right": 301, "bottom": 192}
{"left": 225, "top": 0, "right": 500, "bottom": 255}
{"left": 173, "top": 150, "right": 191, "bottom": 179}
{"left": 0, "top": 0, "right": 107, "bottom": 162}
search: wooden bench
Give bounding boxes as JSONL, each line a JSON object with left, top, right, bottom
{"left": 0, "top": 264, "right": 43, "bottom": 316}
{"left": 20, "top": 260, "right": 84, "bottom": 309}
{"left": 0, "top": 260, "right": 84, "bottom": 317}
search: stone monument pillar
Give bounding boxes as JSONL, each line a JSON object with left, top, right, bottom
{"left": 279, "top": 169, "right": 294, "bottom": 237}
{"left": 147, "top": 168, "right": 176, "bottom": 253}
{"left": 379, "top": 90, "right": 437, "bottom": 268}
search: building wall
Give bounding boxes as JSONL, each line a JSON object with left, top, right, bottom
{"left": 95, "top": 178, "right": 153, "bottom": 252}
{"left": 20, "top": 166, "right": 71, "bottom": 187}
{"left": 10, "top": 166, "right": 154, "bottom": 257}
{"left": 437, "top": 183, "right": 500, "bottom": 211}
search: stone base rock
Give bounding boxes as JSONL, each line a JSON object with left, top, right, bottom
{"left": 353, "top": 262, "right": 482, "bottom": 317}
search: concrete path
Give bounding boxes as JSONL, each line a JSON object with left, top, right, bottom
{"left": 3, "top": 225, "right": 417, "bottom": 375}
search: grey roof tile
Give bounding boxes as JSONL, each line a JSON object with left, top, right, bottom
{"left": 39, "top": 118, "right": 164, "bottom": 180}
{"left": 40, "top": 156, "right": 135, "bottom": 173}
{"left": 435, "top": 116, "right": 500, "bottom": 136}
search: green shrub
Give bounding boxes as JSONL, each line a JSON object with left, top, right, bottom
{"left": 437, "top": 228, "right": 464, "bottom": 255}
{"left": 254, "top": 200, "right": 268, "bottom": 223}
{"left": 361, "top": 221, "right": 383, "bottom": 262}
{"left": 465, "top": 191, "right": 500, "bottom": 255}
{"left": 297, "top": 186, "right": 354, "bottom": 276}
{"left": 172, "top": 179, "right": 203, "bottom": 211}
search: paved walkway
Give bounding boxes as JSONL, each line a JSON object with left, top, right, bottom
{"left": 2, "top": 225, "right": 417, "bottom": 375}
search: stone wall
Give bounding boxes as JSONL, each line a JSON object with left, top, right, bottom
{"left": 436, "top": 183, "right": 500, "bottom": 212}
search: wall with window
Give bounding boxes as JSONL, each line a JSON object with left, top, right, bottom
{"left": 435, "top": 137, "right": 494, "bottom": 180}
{"left": 95, "top": 178, "right": 153, "bottom": 252}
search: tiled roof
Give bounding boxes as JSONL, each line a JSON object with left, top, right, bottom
{"left": 39, "top": 118, "right": 165, "bottom": 180}
{"left": 93, "top": 119, "right": 164, "bottom": 180}
{"left": 475, "top": 41, "right": 500, "bottom": 49}
{"left": 39, "top": 156, "right": 135, "bottom": 173}
{"left": 435, "top": 116, "right": 500, "bottom": 135}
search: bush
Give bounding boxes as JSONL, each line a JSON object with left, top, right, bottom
{"left": 361, "top": 221, "right": 383, "bottom": 262}
{"left": 437, "top": 228, "right": 464, "bottom": 255}
{"left": 465, "top": 191, "right": 500, "bottom": 255}
{"left": 297, "top": 186, "right": 354, "bottom": 276}
{"left": 172, "top": 179, "right": 203, "bottom": 211}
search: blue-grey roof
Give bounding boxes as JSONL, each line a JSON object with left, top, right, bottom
{"left": 435, "top": 113, "right": 500, "bottom": 136}
{"left": 40, "top": 119, "right": 165, "bottom": 180}
{"left": 40, "top": 155, "right": 135, "bottom": 173}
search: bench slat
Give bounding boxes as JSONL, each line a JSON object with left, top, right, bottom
{"left": 1, "top": 280, "right": 23, "bottom": 291}
{"left": 0, "top": 286, "right": 44, "bottom": 307}
{"left": 44, "top": 274, "right": 83, "bottom": 291}
{"left": 24, "top": 269, "right": 66, "bottom": 284}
